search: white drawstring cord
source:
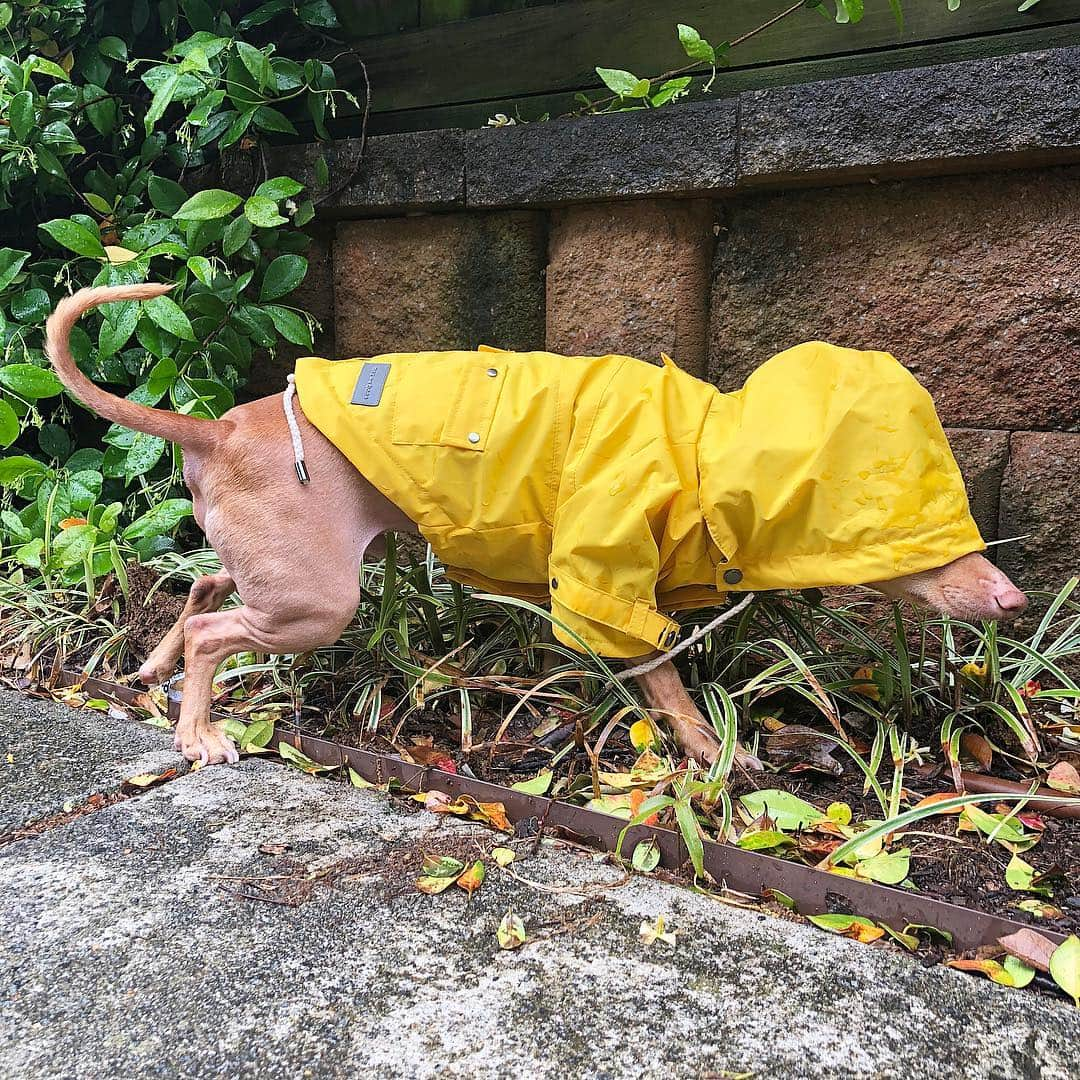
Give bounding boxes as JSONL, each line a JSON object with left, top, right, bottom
{"left": 283, "top": 374, "right": 309, "bottom": 484}
{"left": 617, "top": 591, "right": 755, "bottom": 681}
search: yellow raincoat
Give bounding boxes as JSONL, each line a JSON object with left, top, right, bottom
{"left": 294, "top": 342, "right": 984, "bottom": 658}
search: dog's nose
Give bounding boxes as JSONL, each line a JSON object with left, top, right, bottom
{"left": 994, "top": 584, "right": 1028, "bottom": 615}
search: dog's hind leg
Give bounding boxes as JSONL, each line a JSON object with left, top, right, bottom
{"left": 173, "top": 597, "right": 358, "bottom": 765}
{"left": 138, "top": 571, "right": 236, "bottom": 687}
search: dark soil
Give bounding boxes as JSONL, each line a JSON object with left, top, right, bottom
{"left": 120, "top": 563, "right": 187, "bottom": 661}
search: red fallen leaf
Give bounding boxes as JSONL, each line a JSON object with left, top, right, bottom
{"left": 961, "top": 732, "right": 993, "bottom": 771}
{"left": 990, "top": 803, "right": 1046, "bottom": 831}
{"left": 998, "top": 928, "right": 1057, "bottom": 973}
{"left": 1020, "top": 680, "right": 1042, "bottom": 698}
{"left": 408, "top": 745, "right": 458, "bottom": 773}
{"left": 1046, "top": 761, "right": 1080, "bottom": 795}
{"left": 797, "top": 836, "right": 842, "bottom": 859}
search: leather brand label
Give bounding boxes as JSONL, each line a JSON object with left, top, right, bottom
{"left": 351, "top": 362, "right": 391, "bottom": 407}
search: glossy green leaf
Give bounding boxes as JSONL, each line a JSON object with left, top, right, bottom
{"left": 0, "top": 455, "right": 47, "bottom": 486}
{"left": 174, "top": 189, "right": 243, "bottom": 221}
{"left": 147, "top": 175, "right": 189, "bottom": 215}
{"left": 595, "top": 67, "right": 641, "bottom": 97}
{"left": 854, "top": 847, "right": 910, "bottom": 885}
{"left": 259, "top": 254, "right": 307, "bottom": 301}
{"left": 1049, "top": 935, "right": 1080, "bottom": 1006}
{"left": 0, "top": 248, "right": 31, "bottom": 292}
{"left": 631, "top": 838, "right": 661, "bottom": 872}
{"left": 222, "top": 215, "right": 253, "bottom": 257}
{"left": 253, "top": 105, "right": 297, "bottom": 134}
{"left": 145, "top": 294, "right": 194, "bottom": 340}
{"left": 52, "top": 523, "right": 97, "bottom": 567}
{"left": 0, "top": 400, "right": 20, "bottom": 447}
{"left": 244, "top": 195, "right": 288, "bottom": 228}
{"left": 9, "top": 91, "right": 36, "bottom": 142}
{"left": 739, "top": 789, "right": 825, "bottom": 831}
{"left": 254, "top": 176, "right": 304, "bottom": 201}
{"left": 98, "top": 36, "right": 128, "bottom": 61}
{"left": 263, "top": 305, "right": 313, "bottom": 347}
{"left": 0, "top": 364, "right": 64, "bottom": 399}
{"left": 39, "top": 218, "right": 106, "bottom": 258}
{"left": 11, "top": 290, "right": 50, "bottom": 325}
{"left": 677, "top": 24, "right": 715, "bottom": 64}
{"left": 122, "top": 498, "right": 193, "bottom": 540}
{"left": 123, "top": 432, "right": 166, "bottom": 479}
{"left": 736, "top": 829, "right": 794, "bottom": 852}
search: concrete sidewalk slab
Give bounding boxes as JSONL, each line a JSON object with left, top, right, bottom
{"left": 0, "top": 689, "right": 184, "bottom": 833}
{"left": 2, "top": 721, "right": 1078, "bottom": 1080}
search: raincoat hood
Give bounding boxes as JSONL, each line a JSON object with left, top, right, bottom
{"left": 697, "top": 341, "right": 985, "bottom": 592}
{"left": 294, "top": 342, "right": 983, "bottom": 659}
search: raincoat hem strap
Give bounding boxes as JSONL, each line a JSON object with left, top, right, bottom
{"left": 552, "top": 571, "right": 680, "bottom": 651}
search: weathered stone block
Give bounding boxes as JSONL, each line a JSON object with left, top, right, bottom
{"left": 946, "top": 429, "right": 1009, "bottom": 544}
{"left": 465, "top": 99, "right": 737, "bottom": 207}
{"left": 546, "top": 200, "right": 713, "bottom": 374}
{"left": 740, "top": 47, "right": 1080, "bottom": 185}
{"left": 709, "top": 167, "right": 1080, "bottom": 430}
{"left": 334, "top": 211, "right": 545, "bottom": 356}
{"left": 247, "top": 221, "right": 336, "bottom": 395}
{"left": 228, "top": 130, "right": 466, "bottom": 215}
{"left": 998, "top": 432, "right": 1080, "bottom": 591}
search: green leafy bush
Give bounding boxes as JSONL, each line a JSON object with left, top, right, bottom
{"left": 0, "top": 0, "right": 351, "bottom": 590}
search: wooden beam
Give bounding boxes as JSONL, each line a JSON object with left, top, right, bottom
{"left": 334, "top": 0, "right": 419, "bottom": 39}
{"left": 358, "top": 21, "right": 1080, "bottom": 135}
{"left": 342, "top": 0, "right": 1077, "bottom": 113}
{"left": 419, "top": 1, "right": 562, "bottom": 28}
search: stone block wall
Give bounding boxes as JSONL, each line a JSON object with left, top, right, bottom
{"left": 243, "top": 46, "right": 1080, "bottom": 592}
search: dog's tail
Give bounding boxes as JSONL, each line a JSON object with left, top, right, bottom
{"left": 45, "top": 284, "right": 227, "bottom": 452}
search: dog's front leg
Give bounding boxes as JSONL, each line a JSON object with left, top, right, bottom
{"left": 138, "top": 571, "right": 236, "bottom": 686}
{"left": 632, "top": 660, "right": 763, "bottom": 771}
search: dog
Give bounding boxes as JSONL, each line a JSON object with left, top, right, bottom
{"left": 45, "top": 285, "right": 1028, "bottom": 767}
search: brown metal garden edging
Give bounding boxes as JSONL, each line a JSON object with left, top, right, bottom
{"left": 51, "top": 667, "right": 1072, "bottom": 953}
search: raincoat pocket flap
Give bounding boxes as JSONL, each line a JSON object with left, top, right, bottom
{"left": 552, "top": 572, "right": 679, "bottom": 651}
{"left": 392, "top": 357, "right": 505, "bottom": 450}
{"left": 441, "top": 362, "right": 505, "bottom": 451}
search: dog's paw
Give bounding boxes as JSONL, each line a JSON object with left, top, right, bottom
{"left": 175, "top": 723, "right": 240, "bottom": 767}
{"left": 138, "top": 659, "right": 176, "bottom": 686}
{"left": 671, "top": 714, "right": 764, "bottom": 773}
{"left": 733, "top": 745, "right": 765, "bottom": 773}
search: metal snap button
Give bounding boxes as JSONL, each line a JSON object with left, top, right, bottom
{"left": 467, "top": 431, "right": 480, "bottom": 444}
{"left": 723, "top": 568, "right": 743, "bottom": 586}
{"left": 486, "top": 367, "right": 498, "bottom": 377}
